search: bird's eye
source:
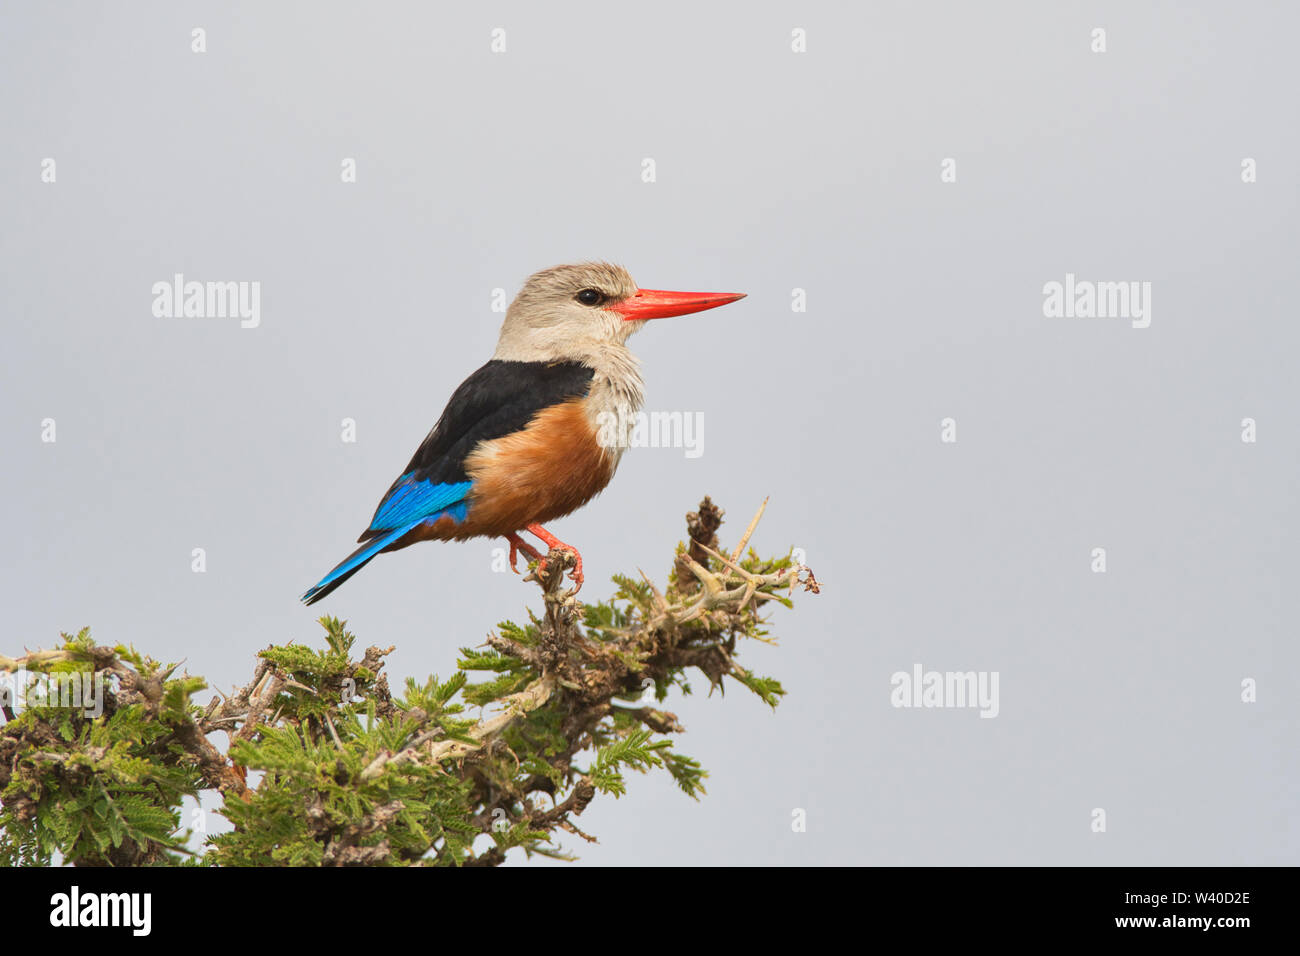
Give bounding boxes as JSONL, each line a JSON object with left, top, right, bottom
{"left": 575, "top": 289, "right": 604, "bottom": 306}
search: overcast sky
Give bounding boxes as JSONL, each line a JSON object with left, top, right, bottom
{"left": 1, "top": 1, "right": 1296, "bottom": 865}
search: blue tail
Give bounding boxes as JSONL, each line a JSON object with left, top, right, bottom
{"left": 301, "top": 522, "right": 416, "bottom": 605}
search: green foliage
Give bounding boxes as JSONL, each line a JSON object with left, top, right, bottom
{"left": 663, "top": 751, "right": 708, "bottom": 799}
{"left": 587, "top": 730, "right": 672, "bottom": 797}
{"left": 0, "top": 632, "right": 206, "bottom": 866}
{"left": 733, "top": 669, "right": 787, "bottom": 709}
{"left": 1, "top": 508, "right": 815, "bottom": 866}
{"left": 209, "top": 704, "right": 481, "bottom": 866}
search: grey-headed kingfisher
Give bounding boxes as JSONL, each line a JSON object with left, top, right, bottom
{"left": 301, "top": 262, "right": 744, "bottom": 604}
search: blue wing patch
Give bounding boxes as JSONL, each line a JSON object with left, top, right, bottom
{"left": 370, "top": 475, "right": 472, "bottom": 532}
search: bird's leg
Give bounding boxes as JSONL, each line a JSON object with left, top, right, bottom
{"left": 524, "top": 523, "right": 584, "bottom": 592}
{"left": 504, "top": 532, "right": 543, "bottom": 575}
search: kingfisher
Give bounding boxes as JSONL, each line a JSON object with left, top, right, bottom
{"left": 301, "top": 262, "right": 745, "bottom": 605}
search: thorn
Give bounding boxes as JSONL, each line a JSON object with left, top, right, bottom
{"left": 638, "top": 568, "right": 670, "bottom": 611}
{"left": 730, "top": 496, "right": 769, "bottom": 564}
{"left": 692, "top": 539, "right": 753, "bottom": 578}
{"left": 679, "top": 554, "right": 721, "bottom": 595}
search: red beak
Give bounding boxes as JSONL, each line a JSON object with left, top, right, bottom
{"left": 614, "top": 288, "right": 746, "bottom": 321}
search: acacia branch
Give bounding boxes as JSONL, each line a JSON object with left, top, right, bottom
{"left": 0, "top": 497, "right": 818, "bottom": 867}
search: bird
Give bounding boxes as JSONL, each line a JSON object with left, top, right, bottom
{"left": 301, "top": 262, "right": 745, "bottom": 605}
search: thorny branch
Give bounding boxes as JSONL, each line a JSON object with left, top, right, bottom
{"left": 448, "top": 497, "right": 818, "bottom": 864}
{"left": 0, "top": 498, "right": 818, "bottom": 866}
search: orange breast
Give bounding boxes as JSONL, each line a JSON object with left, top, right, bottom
{"left": 407, "top": 398, "right": 616, "bottom": 544}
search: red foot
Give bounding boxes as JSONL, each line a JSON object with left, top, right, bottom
{"left": 504, "top": 532, "right": 543, "bottom": 574}
{"left": 524, "top": 523, "right": 584, "bottom": 593}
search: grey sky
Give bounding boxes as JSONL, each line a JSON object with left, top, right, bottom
{"left": 1, "top": 1, "right": 1295, "bottom": 865}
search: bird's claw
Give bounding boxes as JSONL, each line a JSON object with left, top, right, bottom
{"left": 520, "top": 524, "right": 584, "bottom": 595}
{"left": 539, "top": 550, "right": 583, "bottom": 594}
{"left": 505, "top": 533, "right": 543, "bottom": 576}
